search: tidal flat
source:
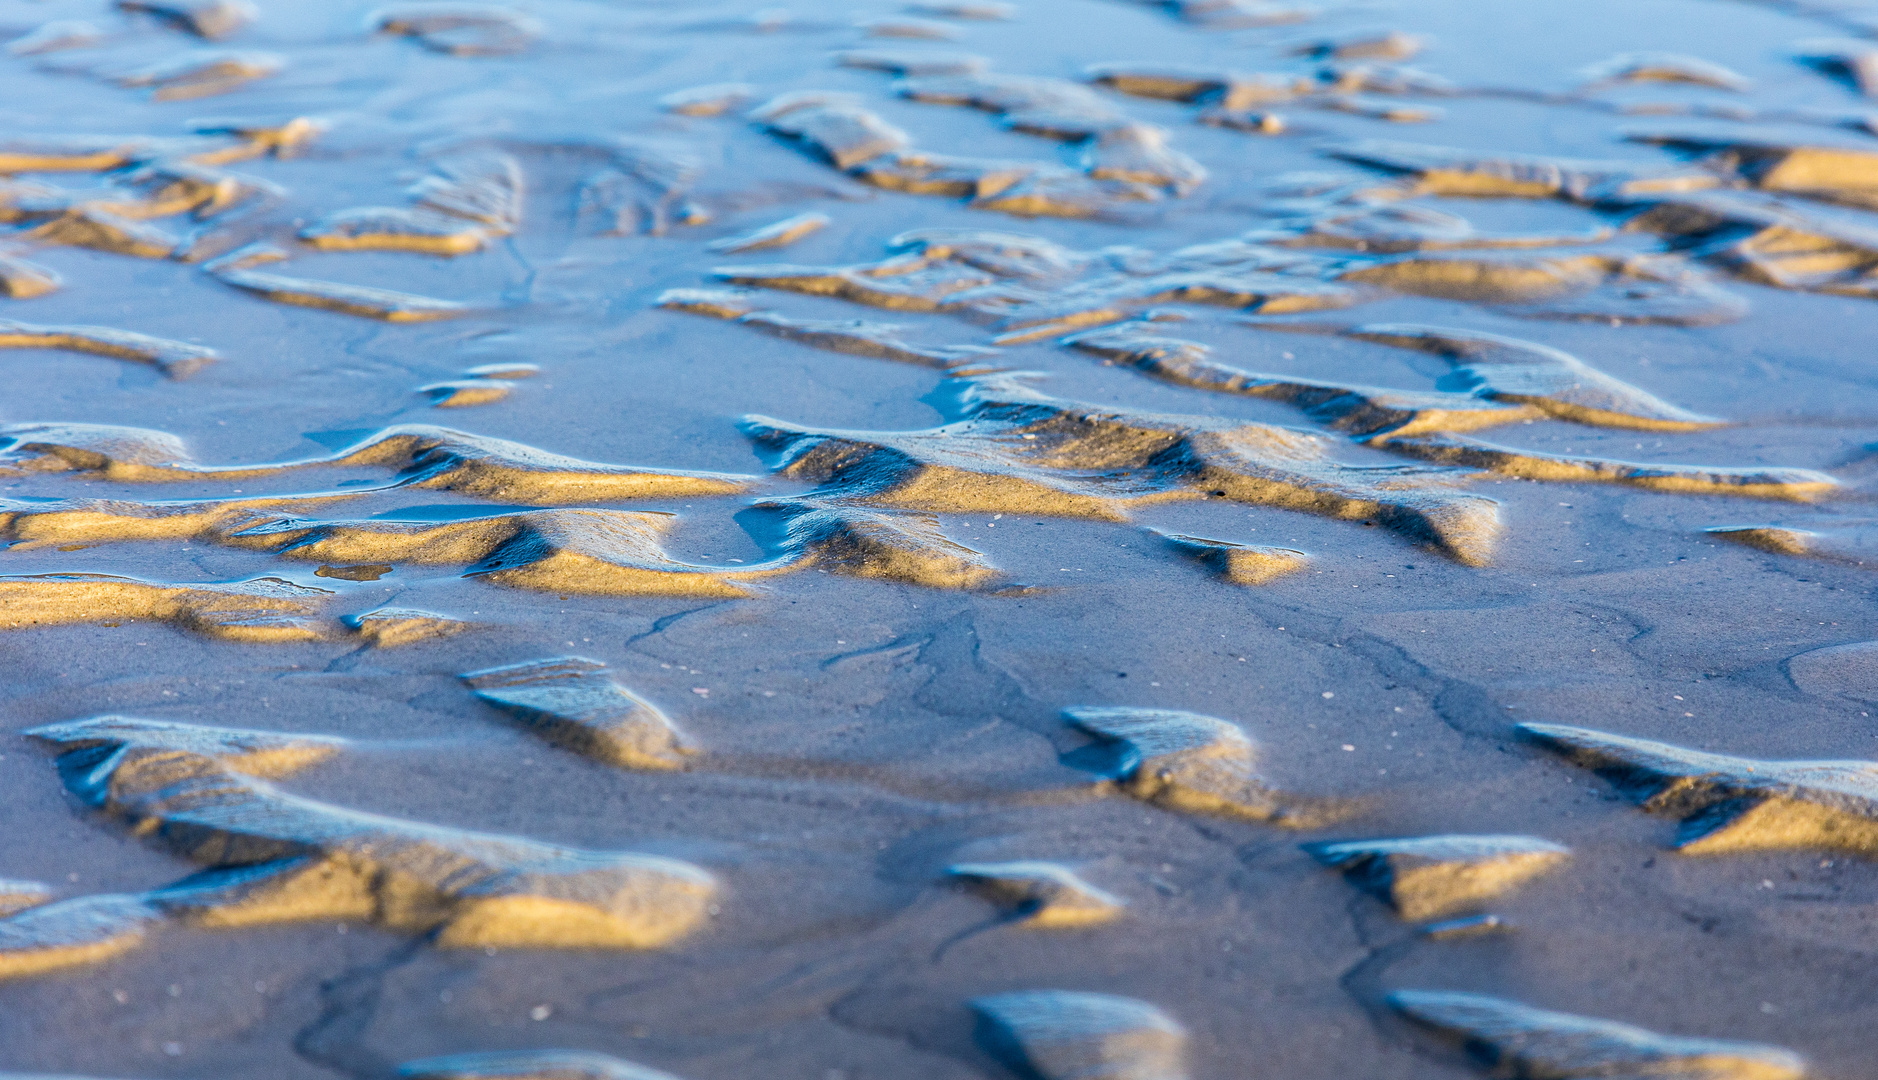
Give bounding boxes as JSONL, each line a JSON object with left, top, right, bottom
{"left": 1, "top": 0, "right": 1877, "bottom": 1077}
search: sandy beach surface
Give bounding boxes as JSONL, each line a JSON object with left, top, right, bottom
{"left": 1, "top": 0, "right": 1877, "bottom": 1077}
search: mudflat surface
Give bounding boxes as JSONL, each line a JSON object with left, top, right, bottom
{"left": 2, "top": 0, "right": 1878, "bottom": 1077}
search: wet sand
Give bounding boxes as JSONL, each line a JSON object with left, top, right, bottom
{"left": 2, "top": 0, "right": 1878, "bottom": 1077}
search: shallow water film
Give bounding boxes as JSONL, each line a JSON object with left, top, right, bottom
{"left": 5, "top": 0, "right": 1878, "bottom": 1076}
